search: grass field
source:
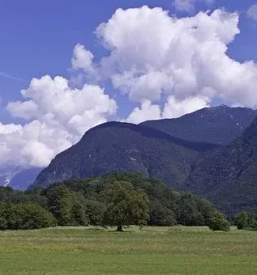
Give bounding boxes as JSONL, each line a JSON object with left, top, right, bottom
{"left": 0, "top": 226, "right": 257, "bottom": 275}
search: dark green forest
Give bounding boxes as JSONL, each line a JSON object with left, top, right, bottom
{"left": 1, "top": 173, "right": 256, "bottom": 231}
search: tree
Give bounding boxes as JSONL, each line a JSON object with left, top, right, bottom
{"left": 235, "top": 212, "right": 257, "bottom": 230}
{"left": 86, "top": 200, "right": 106, "bottom": 226}
{"left": 47, "top": 185, "right": 73, "bottom": 226}
{"left": 0, "top": 203, "right": 22, "bottom": 230}
{"left": 248, "top": 214, "right": 257, "bottom": 230}
{"left": 17, "top": 203, "right": 57, "bottom": 229}
{"left": 236, "top": 211, "right": 249, "bottom": 230}
{"left": 177, "top": 194, "right": 205, "bottom": 226}
{"left": 209, "top": 211, "right": 230, "bottom": 232}
{"left": 0, "top": 203, "right": 56, "bottom": 230}
{"left": 148, "top": 201, "right": 177, "bottom": 226}
{"left": 196, "top": 199, "right": 214, "bottom": 226}
{"left": 103, "top": 181, "right": 150, "bottom": 231}
{"left": 47, "top": 185, "right": 88, "bottom": 226}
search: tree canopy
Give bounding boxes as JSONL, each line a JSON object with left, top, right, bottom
{"left": 103, "top": 181, "right": 150, "bottom": 231}
{"left": 0, "top": 173, "right": 232, "bottom": 231}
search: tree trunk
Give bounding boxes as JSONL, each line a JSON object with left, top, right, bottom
{"left": 117, "top": 225, "right": 123, "bottom": 231}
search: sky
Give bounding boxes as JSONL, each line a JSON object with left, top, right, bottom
{"left": 0, "top": 0, "right": 257, "bottom": 168}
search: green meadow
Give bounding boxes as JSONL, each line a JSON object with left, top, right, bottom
{"left": 0, "top": 226, "right": 257, "bottom": 275}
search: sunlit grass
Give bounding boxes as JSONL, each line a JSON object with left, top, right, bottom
{"left": 0, "top": 226, "right": 257, "bottom": 274}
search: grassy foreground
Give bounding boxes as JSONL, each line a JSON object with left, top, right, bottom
{"left": 0, "top": 226, "right": 257, "bottom": 275}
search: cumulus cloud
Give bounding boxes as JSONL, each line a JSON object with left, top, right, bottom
{"left": 71, "top": 44, "right": 95, "bottom": 73}
{"left": 0, "top": 120, "right": 71, "bottom": 167}
{"left": 94, "top": 6, "right": 257, "bottom": 110}
{"left": 247, "top": 4, "right": 257, "bottom": 21}
{"left": 127, "top": 101, "right": 161, "bottom": 124}
{"left": 163, "top": 96, "right": 209, "bottom": 118}
{"left": 126, "top": 96, "right": 209, "bottom": 124}
{"left": 1, "top": 76, "right": 117, "bottom": 167}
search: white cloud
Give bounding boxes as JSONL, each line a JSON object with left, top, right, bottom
{"left": 7, "top": 100, "right": 38, "bottom": 120}
{"left": 95, "top": 6, "right": 257, "bottom": 108}
{"left": 247, "top": 4, "right": 257, "bottom": 21}
{"left": 1, "top": 75, "right": 117, "bottom": 167}
{"left": 126, "top": 96, "right": 209, "bottom": 123}
{"left": 127, "top": 101, "right": 161, "bottom": 124}
{"left": 7, "top": 76, "right": 117, "bottom": 136}
{"left": 163, "top": 96, "right": 209, "bottom": 118}
{"left": 0, "top": 120, "right": 71, "bottom": 167}
{"left": 0, "top": 123, "right": 22, "bottom": 135}
{"left": 71, "top": 44, "right": 94, "bottom": 73}
{"left": 112, "top": 71, "right": 172, "bottom": 102}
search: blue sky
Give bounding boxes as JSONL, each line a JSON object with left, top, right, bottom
{"left": 0, "top": 0, "right": 256, "bottom": 122}
{"left": 1, "top": 0, "right": 257, "bottom": 168}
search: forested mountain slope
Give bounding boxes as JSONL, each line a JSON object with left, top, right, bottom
{"left": 32, "top": 122, "right": 218, "bottom": 189}
{"left": 185, "top": 116, "right": 257, "bottom": 214}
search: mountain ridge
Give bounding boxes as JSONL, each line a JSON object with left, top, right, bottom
{"left": 141, "top": 105, "right": 257, "bottom": 144}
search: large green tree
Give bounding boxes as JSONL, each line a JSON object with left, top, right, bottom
{"left": 103, "top": 181, "right": 150, "bottom": 231}
{"left": 46, "top": 185, "right": 88, "bottom": 226}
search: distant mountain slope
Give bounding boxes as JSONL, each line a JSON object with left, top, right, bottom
{"left": 32, "top": 122, "right": 218, "bottom": 189}
{"left": 0, "top": 166, "right": 18, "bottom": 187}
{"left": 185, "top": 116, "right": 257, "bottom": 215}
{"left": 0, "top": 166, "right": 42, "bottom": 191}
{"left": 141, "top": 105, "right": 257, "bottom": 145}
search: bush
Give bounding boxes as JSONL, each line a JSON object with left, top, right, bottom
{"left": 209, "top": 211, "right": 230, "bottom": 232}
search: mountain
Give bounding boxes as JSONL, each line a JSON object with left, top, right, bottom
{"left": 141, "top": 105, "right": 257, "bottom": 145}
{"left": 31, "top": 122, "right": 218, "bottom": 189}
{"left": 0, "top": 165, "right": 18, "bottom": 187}
{"left": 0, "top": 166, "right": 42, "bottom": 191}
{"left": 185, "top": 116, "right": 257, "bottom": 215}
{"left": 30, "top": 106, "right": 257, "bottom": 215}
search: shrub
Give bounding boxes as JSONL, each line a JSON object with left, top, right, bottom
{"left": 209, "top": 211, "right": 230, "bottom": 232}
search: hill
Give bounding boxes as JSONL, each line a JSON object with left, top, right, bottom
{"left": 141, "top": 105, "right": 257, "bottom": 145}
{"left": 185, "top": 116, "right": 257, "bottom": 215}
{"left": 32, "top": 122, "right": 218, "bottom": 189}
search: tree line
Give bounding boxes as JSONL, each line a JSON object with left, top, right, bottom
{"left": 0, "top": 173, "right": 255, "bottom": 231}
